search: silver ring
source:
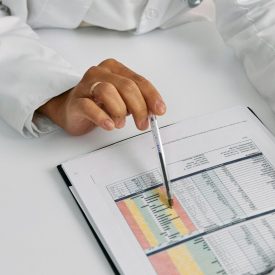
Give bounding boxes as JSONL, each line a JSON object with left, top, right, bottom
{"left": 89, "top": 82, "right": 102, "bottom": 96}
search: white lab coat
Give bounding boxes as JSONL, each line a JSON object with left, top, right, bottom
{"left": 0, "top": 0, "right": 275, "bottom": 139}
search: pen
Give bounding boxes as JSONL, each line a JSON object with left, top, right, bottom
{"left": 149, "top": 114, "right": 173, "bottom": 207}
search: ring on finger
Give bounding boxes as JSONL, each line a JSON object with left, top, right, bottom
{"left": 89, "top": 82, "right": 102, "bottom": 97}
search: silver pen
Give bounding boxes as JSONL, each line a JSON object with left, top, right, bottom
{"left": 149, "top": 114, "right": 173, "bottom": 207}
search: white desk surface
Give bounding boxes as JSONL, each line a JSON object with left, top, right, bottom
{"left": 1, "top": 22, "right": 275, "bottom": 275}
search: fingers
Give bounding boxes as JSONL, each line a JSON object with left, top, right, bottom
{"left": 81, "top": 68, "right": 149, "bottom": 130}
{"left": 95, "top": 77, "right": 149, "bottom": 130}
{"left": 76, "top": 59, "right": 167, "bottom": 131}
{"left": 99, "top": 59, "right": 166, "bottom": 115}
{"left": 91, "top": 82, "right": 127, "bottom": 128}
{"left": 116, "top": 78, "right": 149, "bottom": 130}
{"left": 90, "top": 80, "right": 148, "bottom": 130}
{"left": 75, "top": 98, "right": 115, "bottom": 131}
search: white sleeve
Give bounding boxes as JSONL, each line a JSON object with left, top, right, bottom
{"left": 214, "top": 0, "right": 275, "bottom": 112}
{"left": 0, "top": 16, "right": 81, "bottom": 137}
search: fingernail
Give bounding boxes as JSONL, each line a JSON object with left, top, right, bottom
{"left": 116, "top": 118, "right": 125, "bottom": 129}
{"left": 103, "top": 119, "right": 115, "bottom": 130}
{"left": 155, "top": 100, "right": 166, "bottom": 114}
{"left": 139, "top": 118, "right": 149, "bottom": 130}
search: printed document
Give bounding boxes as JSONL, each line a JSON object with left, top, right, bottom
{"left": 59, "top": 106, "right": 275, "bottom": 275}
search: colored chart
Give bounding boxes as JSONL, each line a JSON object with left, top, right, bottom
{"left": 106, "top": 143, "right": 275, "bottom": 274}
{"left": 116, "top": 186, "right": 196, "bottom": 250}
{"left": 149, "top": 237, "right": 225, "bottom": 275}
{"left": 110, "top": 180, "right": 225, "bottom": 275}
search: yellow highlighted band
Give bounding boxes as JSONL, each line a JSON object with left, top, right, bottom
{"left": 125, "top": 198, "right": 159, "bottom": 247}
{"left": 168, "top": 245, "right": 203, "bottom": 275}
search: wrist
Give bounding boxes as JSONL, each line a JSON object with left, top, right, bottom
{"left": 37, "top": 90, "right": 71, "bottom": 126}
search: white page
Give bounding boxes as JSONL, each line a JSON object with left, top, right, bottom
{"left": 61, "top": 106, "right": 275, "bottom": 275}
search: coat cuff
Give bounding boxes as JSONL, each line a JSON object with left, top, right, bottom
{"left": 0, "top": 16, "right": 82, "bottom": 137}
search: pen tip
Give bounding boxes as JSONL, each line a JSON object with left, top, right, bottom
{"left": 168, "top": 198, "right": 173, "bottom": 208}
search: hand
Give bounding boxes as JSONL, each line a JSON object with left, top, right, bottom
{"left": 38, "top": 59, "right": 166, "bottom": 135}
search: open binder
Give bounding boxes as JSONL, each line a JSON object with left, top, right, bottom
{"left": 58, "top": 106, "right": 275, "bottom": 275}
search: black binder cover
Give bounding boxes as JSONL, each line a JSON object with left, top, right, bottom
{"left": 57, "top": 164, "right": 120, "bottom": 275}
